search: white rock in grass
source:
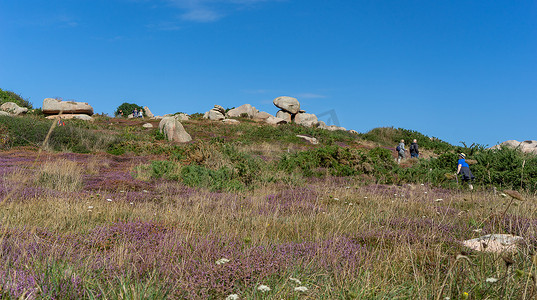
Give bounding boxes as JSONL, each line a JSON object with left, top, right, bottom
{"left": 257, "top": 285, "right": 271, "bottom": 292}
{"left": 486, "top": 277, "right": 498, "bottom": 283}
{"left": 289, "top": 277, "right": 302, "bottom": 285}
{"left": 462, "top": 234, "right": 523, "bottom": 253}
{"left": 215, "top": 258, "right": 230, "bottom": 265}
{"left": 225, "top": 294, "right": 239, "bottom": 300}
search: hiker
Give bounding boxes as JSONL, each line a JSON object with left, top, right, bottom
{"left": 397, "top": 139, "right": 406, "bottom": 163}
{"left": 118, "top": 110, "right": 123, "bottom": 117}
{"left": 133, "top": 108, "right": 138, "bottom": 118}
{"left": 138, "top": 108, "right": 143, "bottom": 118}
{"left": 457, "top": 153, "right": 475, "bottom": 190}
{"left": 409, "top": 139, "right": 419, "bottom": 158}
{"left": 57, "top": 117, "right": 65, "bottom": 126}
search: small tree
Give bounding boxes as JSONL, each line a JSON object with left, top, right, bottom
{"left": 115, "top": 102, "right": 143, "bottom": 117}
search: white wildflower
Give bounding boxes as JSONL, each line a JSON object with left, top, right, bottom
{"left": 216, "top": 258, "right": 230, "bottom": 265}
{"left": 106, "top": 198, "right": 112, "bottom": 202}
{"left": 225, "top": 294, "right": 239, "bottom": 300}
{"left": 349, "top": 203, "right": 353, "bottom": 206}
{"left": 420, "top": 184, "right": 425, "bottom": 186}
{"left": 364, "top": 197, "right": 368, "bottom": 199}
{"left": 143, "top": 190, "right": 148, "bottom": 193}
{"left": 257, "top": 285, "right": 271, "bottom": 292}
{"left": 289, "top": 277, "right": 302, "bottom": 285}
{"left": 119, "top": 190, "right": 125, "bottom": 193}
{"left": 294, "top": 286, "right": 308, "bottom": 292}
{"left": 435, "top": 199, "right": 443, "bottom": 202}
{"left": 424, "top": 192, "right": 428, "bottom": 194}
{"left": 334, "top": 198, "right": 339, "bottom": 201}
{"left": 500, "top": 193, "right": 507, "bottom": 198}
{"left": 345, "top": 186, "right": 351, "bottom": 189}
{"left": 130, "top": 202, "right": 134, "bottom": 205}
{"left": 486, "top": 277, "right": 498, "bottom": 283}
{"left": 473, "top": 228, "right": 483, "bottom": 233}
{"left": 88, "top": 206, "right": 94, "bottom": 209}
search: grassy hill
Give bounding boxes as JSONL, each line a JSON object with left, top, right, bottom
{"left": 1, "top": 105, "right": 537, "bottom": 299}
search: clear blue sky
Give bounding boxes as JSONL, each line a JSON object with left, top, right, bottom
{"left": 1, "top": 0, "right": 536, "bottom": 146}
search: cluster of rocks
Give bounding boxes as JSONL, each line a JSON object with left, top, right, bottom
{"left": 203, "top": 104, "right": 286, "bottom": 125}
{"left": 273, "top": 96, "right": 348, "bottom": 131}
{"left": 490, "top": 140, "right": 537, "bottom": 155}
{"left": 43, "top": 98, "right": 94, "bottom": 121}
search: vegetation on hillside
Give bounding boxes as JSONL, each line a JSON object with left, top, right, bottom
{"left": 0, "top": 88, "right": 33, "bottom": 109}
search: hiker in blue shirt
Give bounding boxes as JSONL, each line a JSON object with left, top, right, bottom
{"left": 457, "top": 153, "right": 475, "bottom": 190}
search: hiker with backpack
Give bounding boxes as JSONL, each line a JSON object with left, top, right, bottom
{"left": 396, "top": 139, "right": 406, "bottom": 163}
{"left": 457, "top": 153, "right": 475, "bottom": 190}
{"left": 409, "top": 139, "right": 419, "bottom": 158}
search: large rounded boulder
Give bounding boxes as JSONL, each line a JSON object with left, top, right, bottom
{"left": 273, "top": 96, "right": 300, "bottom": 114}
{"left": 159, "top": 117, "right": 192, "bottom": 143}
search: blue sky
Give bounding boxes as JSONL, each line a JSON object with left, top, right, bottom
{"left": 1, "top": 0, "right": 536, "bottom": 146}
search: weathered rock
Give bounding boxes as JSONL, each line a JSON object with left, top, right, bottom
{"left": 462, "top": 234, "right": 523, "bottom": 253}
{"left": 42, "top": 98, "right": 94, "bottom": 115}
{"left": 294, "top": 112, "right": 318, "bottom": 128}
{"left": 0, "top": 111, "right": 12, "bottom": 116}
{"left": 127, "top": 114, "right": 134, "bottom": 119}
{"left": 175, "top": 113, "right": 190, "bottom": 121}
{"left": 317, "top": 121, "right": 328, "bottom": 130}
{"left": 158, "top": 117, "right": 192, "bottom": 143}
{"left": 203, "top": 110, "right": 225, "bottom": 121}
{"left": 143, "top": 106, "right": 154, "bottom": 118}
{"left": 491, "top": 140, "right": 537, "bottom": 154}
{"left": 273, "top": 96, "right": 300, "bottom": 114}
{"left": 265, "top": 116, "right": 287, "bottom": 125}
{"left": 142, "top": 123, "right": 153, "bottom": 128}
{"left": 326, "top": 125, "right": 347, "bottom": 131}
{"left": 348, "top": 130, "right": 358, "bottom": 134}
{"left": 226, "top": 104, "right": 258, "bottom": 118}
{"left": 46, "top": 114, "right": 94, "bottom": 121}
{"left": 252, "top": 111, "right": 273, "bottom": 122}
{"left": 213, "top": 105, "right": 225, "bottom": 114}
{"left": 222, "top": 119, "right": 240, "bottom": 125}
{"left": 276, "top": 110, "right": 292, "bottom": 123}
{"left": 296, "top": 135, "right": 318, "bottom": 145}
{"left": 0, "top": 102, "right": 28, "bottom": 115}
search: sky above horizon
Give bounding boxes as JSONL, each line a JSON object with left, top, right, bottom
{"left": 1, "top": 0, "right": 536, "bottom": 146}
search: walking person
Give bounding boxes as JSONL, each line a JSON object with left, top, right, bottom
{"left": 457, "top": 153, "right": 475, "bottom": 190}
{"left": 138, "top": 108, "right": 143, "bottom": 118}
{"left": 133, "top": 108, "right": 138, "bottom": 118}
{"left": 397, "top": 139, "right": 406, "bottom": 164}
{"left": 409, "top": 139, "right": 419, "bottom": 158}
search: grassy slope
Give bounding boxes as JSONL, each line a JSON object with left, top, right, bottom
{"left": 1, "top": 115, "right": 537, "bottom": 299}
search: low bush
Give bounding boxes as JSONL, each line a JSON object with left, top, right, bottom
{"left": 115, "top": 102, "right": 143, "bottom": 117}
{"left": 361, "top": 127, "right": 452, "bottom": 153}
{"left": 0, "top": 88, "right": 33, "bottom": 108}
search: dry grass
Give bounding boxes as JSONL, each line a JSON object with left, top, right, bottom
{"left": 35, "top": 159, "right": 83, "bottom": 192}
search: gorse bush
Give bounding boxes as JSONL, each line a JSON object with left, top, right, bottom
{"left": 0, "top": 88, "right": 33, "bottom": 109}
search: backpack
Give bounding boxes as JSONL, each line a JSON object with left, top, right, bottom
{"left": 396, "top": 145, "right": 401, "bottom": 152}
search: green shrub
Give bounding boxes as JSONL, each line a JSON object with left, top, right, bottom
{"left": 0, "top": 88, "right": 33, "bottom": 108}
{"left": 180, "top": 165, "right": 244, "bottom": 192}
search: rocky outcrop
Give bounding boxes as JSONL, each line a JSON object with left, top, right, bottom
{"left": 175, "top": 113, "right": 190, "bottom": 121}
{"left": 226, "top": 104, "right": 258, "bottom": 118}
{"left": 463, "top": 234, "right": 523, "bottom": 253}
{"left": 203, "top": 105, "right": 225, "bottom": 121}
{"left": 265, "top": 116, "right": 287, "bottom": 125}
{"left": 296, "top": 135, "right": 318, "bottom": 145}
{"left": 294, "top": 112, "right": 318, "bottom": 128}
{"left": 252, "top": 111, "right": 273, "bottom": 122}
{"left": 159, "top": 116, "right": 192, "bottom": 143}
{"left": 491, "top": 140, "right": 537, "bottom": 154}
{"left": 143, "top": 106, "right": 154, "bottom": 118}
{"left": 46, "top": 114, "right": 94, "bottom": 121}
{"left": 42, "top": 98, "right": 94, "bottom": 115}
{"left": 0, "top": 102, "right": 28, "bottom": 115}
{"left": 222, "top": 119, "right": 240, "bottom": 125}
{"left": 273, "top": 96, "right": 300, "bottom": 114}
